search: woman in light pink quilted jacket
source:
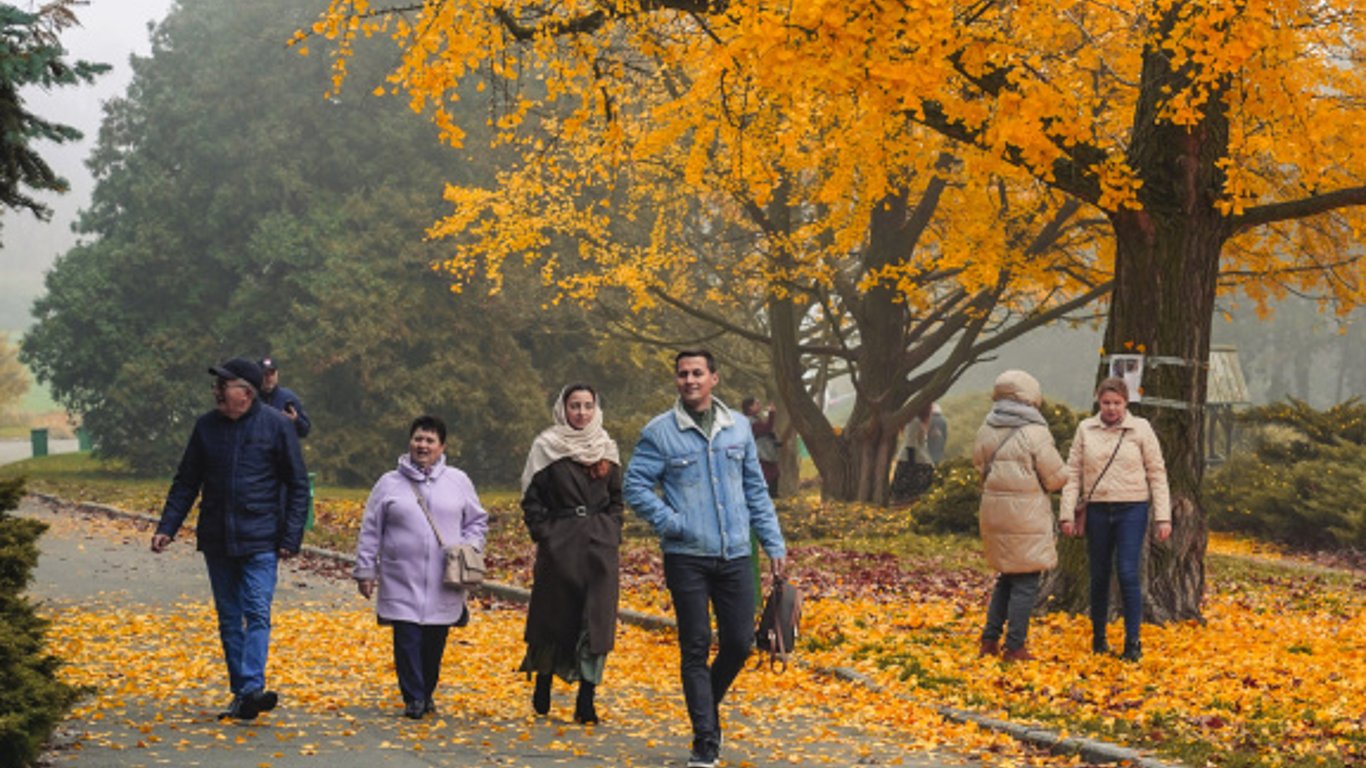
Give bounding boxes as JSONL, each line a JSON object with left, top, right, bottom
{"left": 1058, "top": 378, "right": 1171, "bottom": 662}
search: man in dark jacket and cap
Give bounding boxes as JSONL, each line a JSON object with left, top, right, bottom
{"left": 258, "top": 356, "right": 311, "bottom": 438}
{"left": 151, "top": 357, "right": 309, "bottom": 720}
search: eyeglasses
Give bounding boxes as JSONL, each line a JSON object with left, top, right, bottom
{"left": 212, "top": 378, "right": 249, "bottom": 391}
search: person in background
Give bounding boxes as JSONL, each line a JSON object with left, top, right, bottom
{"left": 973, "top": 371, "right": 1069, "bottom": 661}
{"left": 151, "top": 357, "right": 309, "bottom": 721}
{"left": 519, "top": 384, "right": 623, "bottom": 724}
{"left": 741, "top": 396, "right": 781, "bottom": 497}
{"left": 353, "top": 415, "right": 488, "bottom": 718}
{"left": 928, "top": 402, "right": 949, "bottom": 465}
{"left": 624, "top": 350, "right": 787, "bottom": 768}
{"left": 258, "top": 356, "right": 311, "bottom": 438}
{"left": 1059, "top": 377, "right": 1171, "bottom": 662}
{"left": 890, "top": 402, "right": 935, "bottom": 503}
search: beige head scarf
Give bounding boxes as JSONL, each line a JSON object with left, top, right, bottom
{"left": 519, "top": 386, "right": 621, "bottom": 493}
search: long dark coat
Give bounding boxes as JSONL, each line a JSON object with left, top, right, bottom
{"left": 521, "top": 458, "right": 623, "bottom": 656}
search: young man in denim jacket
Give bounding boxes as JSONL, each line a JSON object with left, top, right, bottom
{"left": 624, "top": 349, "right": 787, "bottom": 768}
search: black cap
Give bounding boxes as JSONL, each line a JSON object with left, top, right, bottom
{"left": 208, "top": 358, "right": 264, "bottom": 393}
{"left": 259, "top": 356, "right": 278, "bottom": 371}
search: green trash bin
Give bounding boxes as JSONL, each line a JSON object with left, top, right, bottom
{"left": 306, "top": 472, "right": 317, "bottom": 531}
{"left": 30, "top": 428, "right": 49, "bottom": 458}
{"left": 77, "top": 427, "right": 92, "bottom": 451}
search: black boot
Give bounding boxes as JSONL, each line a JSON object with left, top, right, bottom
{"left": 574, "top": 681, "right": 598, "bottom": 724}
{"left": 532, "top": 673, "right": 552, "bottom": 715}
{"left": 1120, "top": 639, "right": 1142, "bottom": 662}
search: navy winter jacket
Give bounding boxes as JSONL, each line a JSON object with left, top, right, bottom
{"left": 157, "top": 400, "right": 310, "bottom": 556}
{"left": 261, "top": 385, "right": 311, "bottom": 438}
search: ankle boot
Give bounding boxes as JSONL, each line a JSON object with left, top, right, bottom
{"left": 1120, "top": 640, "right": 1142, "bottom": 662}
{"left": 532, "top": 673, "right": 552, "bottom": 715}
{"left": 1001, "top": 646, "right": 1034, "bottom": 662}
{"left": 978, "top": 639, "right": 1000, "bottom": 658}
{"left": 574, "top": 681, "right": 598, "bottom": 724}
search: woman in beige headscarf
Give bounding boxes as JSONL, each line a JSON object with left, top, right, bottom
{"left": 518, "top": 384, "right": 622, "bottom": 724}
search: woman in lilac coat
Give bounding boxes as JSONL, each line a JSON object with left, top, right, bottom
{"left": 353, "top": 415, "right": 488, "bottom": 719}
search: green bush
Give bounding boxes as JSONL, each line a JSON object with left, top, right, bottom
{"left": 0, "top": 478, "right": 80, "bottom": 768}
{"left": 913, "top": 400, "right": 1083, "bottom": 534}
{"left": 1204, "top": 399, "right": 1366, "bottom": 550}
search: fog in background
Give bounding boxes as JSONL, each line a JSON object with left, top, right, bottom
{"left": 1, "top": 0, "right": 1359, "bottom": 413}
{"left": 0, "top": 0, "right": 175, "bottom": 332}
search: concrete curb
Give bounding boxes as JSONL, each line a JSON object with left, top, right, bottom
{"left": 825, "top": 667, "right": 1182, "bottom": 767}
{"left": 28, "top": 492, "right": 1181, "bottom": 766}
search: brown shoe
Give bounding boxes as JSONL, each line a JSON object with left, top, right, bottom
{"left": 978, "top": 639, "right": 1000, "bottom": 658}
{"left": 1001, "top": 647, "right": 1034, "bottom": 662}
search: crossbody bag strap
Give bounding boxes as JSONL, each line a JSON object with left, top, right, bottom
{"left": 408, "top": 480, "right": 447, "bottom": 549}
{"left": 1084, "top": 430, "right": 1126, "bottom": 504}
{"left": 980, "top": 426, "right": 1023, "bottom": 486}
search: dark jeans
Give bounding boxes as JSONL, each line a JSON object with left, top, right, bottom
{"left": 1086, "top": 501, "right": 1149, "bottom": 651}
{"left": 981, "top": 571, "right": 1042, "bottom": 651}
{"left": 203, "top": 551, "right": 278, "bottom": 695}
{"left": 391, "top": 621, "right": 451, "bottom": 705}
{"left": 663, "top": 554, "right": 756, "bottom": 748}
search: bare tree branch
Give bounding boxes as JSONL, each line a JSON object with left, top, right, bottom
{"left": 1230, "top": 185, "right": 1366, "bottom": 234}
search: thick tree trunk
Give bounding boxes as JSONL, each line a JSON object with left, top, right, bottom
{"left": 1044, "top": 3, "right": 1226, "bottom": 623}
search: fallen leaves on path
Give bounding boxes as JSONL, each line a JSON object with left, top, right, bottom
{"left": 44, "top": 600, "right": 1053, "bottom": 766}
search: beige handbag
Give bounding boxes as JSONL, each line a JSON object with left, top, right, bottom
{"left": 409, "top": 481, "right": 485, "bottom": 587}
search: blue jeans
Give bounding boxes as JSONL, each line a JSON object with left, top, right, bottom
{"left": 204, "top": 551, "right": 279, "bottom": 695}
{"left": 981, "top": 572, "right": 1041, "bottom": 651}
{"left": 1086, "top": 501, "right": 1149, "bottom": 651}
{"left": 663, "top": 554, "right": 755, "bottom": 750}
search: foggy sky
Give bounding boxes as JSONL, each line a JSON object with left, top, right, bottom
{"left": 0, "top": 0, "right": 176, "bottom": 333}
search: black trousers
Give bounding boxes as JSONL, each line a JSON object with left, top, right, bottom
{"left": 664, "top": 554, "right": 755, "bottom": 749}
{"left": 391, "top": 621, "right": 450, "bottom": 705}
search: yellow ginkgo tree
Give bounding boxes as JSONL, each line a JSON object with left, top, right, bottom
{"left": 302, "top": 2, "right": 1117, "bottom": 507}
{"left": 305, "top": 0, "right": 1366, "bottom": 620}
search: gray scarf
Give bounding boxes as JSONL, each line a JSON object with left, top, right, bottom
{"left": 984, "top": 398, "right": 1047, "bottom": 428}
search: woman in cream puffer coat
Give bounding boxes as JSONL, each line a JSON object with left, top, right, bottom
{"left": 972, "top": 370, "right": 1070, "bottom": 661}
{"left": 1059, "top": 377, "right": 1171, "bottom": 662}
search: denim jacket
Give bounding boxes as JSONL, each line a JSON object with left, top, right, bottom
{"left": 624, "top": 398, "right": 786, "bottom": 560}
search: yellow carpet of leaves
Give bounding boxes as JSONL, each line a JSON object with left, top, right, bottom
{"left": 793, "top": 562, "right": 1366, "bottom": 767}
{"left": 31, "top": 490, "right": 1366, "bottom": 766}
{"left": 45, "top": 602, "right": 1051, "bottom": 766}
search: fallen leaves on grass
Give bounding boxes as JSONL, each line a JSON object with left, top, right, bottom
{"left": 800, "top": 579, "right": 1366, "bottom": 766}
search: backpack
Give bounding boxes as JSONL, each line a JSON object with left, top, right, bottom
{"left": 754, "top": 577, "right": 802, "bottom": 672}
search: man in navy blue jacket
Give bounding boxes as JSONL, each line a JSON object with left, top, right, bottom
{"left": 152, "top": 357, "right": 309, "bottom": 721}
{"left": 258, "top": 356, "right": 310, "bottom": 438}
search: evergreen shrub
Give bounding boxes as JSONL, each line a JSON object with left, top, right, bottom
{"left": 0, "top": 478, "right": 79, "bottom": 768}
{"left": 1204, "top": 399, "right": 1366, "bottom": 550}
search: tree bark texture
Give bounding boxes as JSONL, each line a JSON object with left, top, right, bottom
{"left": 1044, "top": 4, "right": 1227, "bottom": 623}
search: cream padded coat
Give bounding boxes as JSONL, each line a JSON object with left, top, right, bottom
{"left": 1058, "top": 413, "right": 1171, "bottom": 524}
{"left": 974, "top": 422, "right": 1070, "bottom": 574}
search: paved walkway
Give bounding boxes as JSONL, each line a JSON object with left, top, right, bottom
{"left": 19, "top": 496, "right": 975, "bottom": 768}
{"left": 0, "top": 437, "right": 80, "bottom": 465}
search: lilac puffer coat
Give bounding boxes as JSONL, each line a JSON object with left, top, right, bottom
{"left": 353, "top": 454, "right": 488, "bottom": 625}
